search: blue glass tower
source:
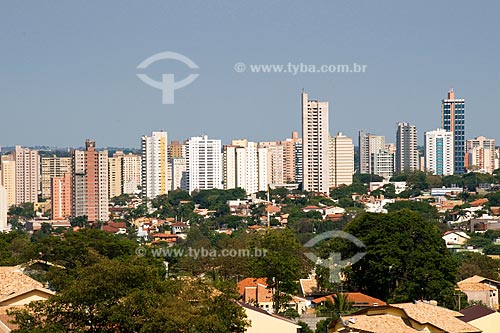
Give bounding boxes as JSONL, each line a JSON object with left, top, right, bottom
{"left": 442, "top": 89, "right": 465, "bottom": 174}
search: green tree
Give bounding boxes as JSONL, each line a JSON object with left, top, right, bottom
{"left": 10, "top": 259, "right": 249, "bottom": 333}
{"left": 341, "top": 210, "right": 457, "bottom": 304}
{"left": 385, "top": 200, "right": 439, "bottom": 221}
{"left": 251, "top": 229, "right": 312, "bottom": 314}
{"left": 455, "top": 252, "right": 500, "bottom": 281}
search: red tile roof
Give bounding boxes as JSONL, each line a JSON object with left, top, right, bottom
{"left": 312, "top": 292, "right": 386, "bottom": 307}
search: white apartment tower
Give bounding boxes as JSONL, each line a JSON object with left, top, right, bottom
{"left": 141, "top": 131, "right": 169, "bottom": 199}
{"left": 223, "top": 140, "right": 267, "bottom": 194}
{"left": 186, "top": 135, "right": 223, "bottom": 193}
{"left": 329, "top": 133, "right": 354, "bottom": 188}
{"left": 301, "top": 91, "right": 329, "bottom": 193}
{"left": 14, "top": 146, "right": 39, "bottom": 204}
{"left": 396, "top": 122, "right": 419, "bottom": 173}
{"left": 425, "top": 129, "right": 454, "bottom": 176}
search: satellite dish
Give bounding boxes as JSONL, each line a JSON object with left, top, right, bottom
{"left": 349, "top": 318, "right": 356, "bottom": 324}
{"left": 342, "top": 320, "right": 350, "bottom": 326}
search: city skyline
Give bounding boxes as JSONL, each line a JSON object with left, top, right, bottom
{"left": 1, "top": 1, "right": 500, "bottom": 148}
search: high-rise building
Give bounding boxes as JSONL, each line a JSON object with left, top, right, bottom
{"left": 51, "top": 173, "right": 72, "bottom": 220}
{"left": 223, "top": 140, "right": 267, "bottom": 194}
{"left": 329, "top": 133, "right": 354, "bottom": 188}
{"left": 171, "top": 157, "right": 188, "bottom": 191}
{"left": 41, "top": 156, "right": 71, "bottom": 200}
{"left": 122, "top": 153, "right": 142, "bottom": 194}
{"left": 425, "top": 129, "right": 454, "bottom": 176}
{"left": 186, "top": 135, "right": 223, "bottom": 193}
{"left": 14, "top": 146, "right": 39, "bottom": 205}
{"left": 396, "top": 122, "right": 419, "bottom": 173}
{"left": 301, "top": 91, "right": 329, "bottom": 193}
{"left": 168, "top": 140, "right": 185, "bottom": 159}
{"left": 371, "top": 149, "right": 395, "bottom": 179}
{"left": 108, "top": 152, "right": 123, "bottom": 199}
{"left": 358, "top": 131, "right": 385, "bottom": 175}
{"left": 465, "top": 136, "right": 496, "bottom": 174}
{"left": 442, "top": 89, "right": 465, "bottom": 174}
{"left": 0, "top": 184, "right": 7, "bottom": 231}
{"left": 141, "top": 131, "right": 169, "bottom": 199}
{"left": 0, "top": 156, "right": 16, "bottom": 208}
{"left": 72, "top": 140, "right": 109, "bottom": 222}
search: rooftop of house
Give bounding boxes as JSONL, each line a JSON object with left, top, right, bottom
{"left": 237, "top": 278, "right": 268, "bottom": 296}
{"left": 0, "top": 267, "right": 44, "bottom": 298}
{"left": 459, "top": 304, "right": 496, "bottom": 322}
{"left": 459, "top": 275, "right": 500, "bottom": 285}
{"left": 299, "top": 275, "right": 318, "bottom": 296}
{"left": 331, "top": 301, "right": 481, "bottom": 333}
{"left": 312, "top": 292, "right": 386, "bottom": 307}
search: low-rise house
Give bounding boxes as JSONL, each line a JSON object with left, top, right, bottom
{"left": 150, "top": 233, "right": 178, "bottom": 245}
{"left": 0, "top": 266, "right": 56, "bottom": 331}
{"left": 170, "top": 222, "right": 189, "bottom": 235}
{"left": 458, "top": 275, "right": 500, "bottom": 310}
{"left": 237, "top": 278, "right": 309, "bottom": 314}
{"left": 302, "top": 206, "right": 345, "bottom": 219}
{"left": 239, "top": 302, "right": 301, "bottom": 333}
{"left": 329, "top": 301, "right": 481, "bottom": 333}
{"left": 459, "top": 304, "right": 500, "bottom": 333}
{"left": 442, "top": 230, "right": 470, "bottom": 249}
{"left": 102, "top": 221, "right": 127, "bottom": 234}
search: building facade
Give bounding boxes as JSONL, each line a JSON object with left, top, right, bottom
{"left": 425, "top": 129, "right": 454, "bottom": 176}
{"left": 465, "top": 136, "right": 496, "bottom": 174}
{"left": 141, "top": 131, "right": 169, "bottom": 199}
{"left": 0, "top": 156, "right": 16, "bottom": 208}
{"left": 71, "top": 140, "right": 109, "bottom": 222}
{"left": 51, "top": 173, "right": 72, "bottom": 220}
{"left": 0, "top": 185, "right": 7, "bottom": 231}
{"left": 359, "top": 131, "right": 385, "bottom": 175}
{"left": 396, "top": 122, "right": 419, "bottom": 173}
{"left": 186, "top": 135, "right": 223, "bottom": 193}
{"left": 41, "top": 156, "right": 71, "bottom": 200}
{"left": 442, "top": 89, "right": 465, "bottom": 174}
{"left": 14, "top": 146, "right": 39, "bottom": 205}
{"left": 301, "top": 91, "right": 329, "bottom": 193}
{"left": 171, "top": 157, "right": 187, "bottom": 191}
{"left": 329, "top": 133, "right": 354, "bottom": 188}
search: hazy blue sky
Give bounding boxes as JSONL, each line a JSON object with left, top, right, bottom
{"left": 1, "top": 0, "right": 499, "bottom": 148}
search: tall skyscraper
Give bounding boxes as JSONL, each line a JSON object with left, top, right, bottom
{"left": 425, "top": 129, "right": 454, "bottom": 176}
{"left": 0, "top": 185, "right": 7, "bottom": 231}
{"left": 358, "top": 131, "right": 385, "bottom": 175}
{"left": 14, "top": 146, "right": 39, "bottom": 205}
{"left": 51, "top": 173, "right": 72, "bottom": 220}
{"left": 186, "top": 135, "right": 223, "bottom": 193}
{"left": 465, "top": 136, "right": 496, "bottom": 174}
{"left": 442, "top": 89, "right": 465, "bottom": 174}
{"left": 396, "top": 122, "right": 419, "bottom": 173}
{"left": 301, "top": 91, "right": 329, "bottom": 193}
{"left": 72, "top": 140, "right": 109, "bottom": 222}
{"left": 141, "top": 131, "right": 169, "bottom": 199}
{"left": 41, "top": 156, "right": 71, "bottom": 200}
{"left": 329, "top": 133, "right": 354, "bottom": 188}
{"left": 0, "top": 156, "right": 16, "bottom": 208}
